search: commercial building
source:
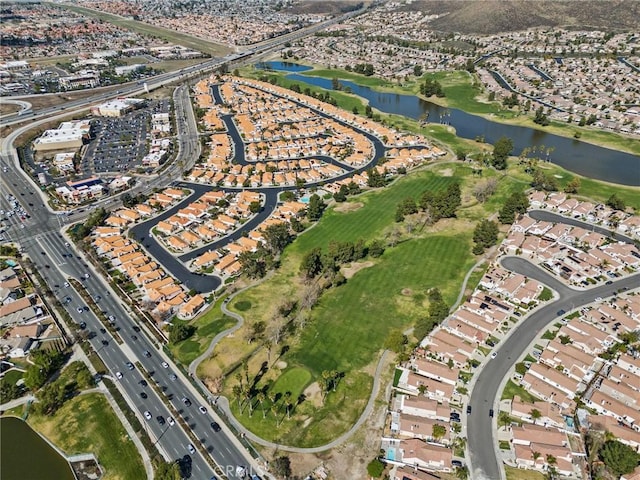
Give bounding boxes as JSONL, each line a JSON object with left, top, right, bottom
{"left": 90, "top": 98, "right": 145, "bottom": 117}
{"left": 33, "top": 120, "right": 92, "bottom": 152}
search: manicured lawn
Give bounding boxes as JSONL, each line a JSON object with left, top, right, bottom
{"left": 171, "top": 299, "right": 237, "bottom": 365}
{"left": 28, "top": 394, "right": 145, "bottom": 480}
{"left": 300, "top": 69, "right": 398, "bottom": 89}
{"left": 271, "top": 367, "right": 312, "bottom": 397}
{"left": 501, "top": 380, "right": 540, "bottom": 403}
{"left": 228, "top": 369, "right": 372, "bottom": 447}
{"left": 1, "top": 369, "right": 23, "bottom": 387}
{"left": 505, "top": 466, "right": 545, "bottom": 480}
{"left": 289, "top": 233, "right": 474, "bottom": 375}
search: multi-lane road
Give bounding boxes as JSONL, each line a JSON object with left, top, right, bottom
{"left": 467, "top": 253, "right": 640, "bottom": 480}
{"left": 0, "top": 8, "right": 375, "bottom": 479}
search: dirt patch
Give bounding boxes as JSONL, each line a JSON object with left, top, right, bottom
{"left": 341, "top": 261, "right": 374, "bottom": 279}
{"left": 334, "top": 201, "right": 363, "bottom": 213}
{"left": 401, "top": 288, "right": 413, "bottom": 296}
{"left": 438, "top": 167, "right": 454, "bottom": 177}
{"left": 303, "top": 381, "right": 323, "bottom": 407}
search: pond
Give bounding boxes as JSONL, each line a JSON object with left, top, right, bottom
{"left": 0, "top": 416, "right": 75, "bottom": 480}
{"left": 256, "top": 62, "right": 640, "bottom": 186}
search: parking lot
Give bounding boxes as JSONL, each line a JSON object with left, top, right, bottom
{"left": 21, "top": 99, "right": 171, "bottom": 192}
{"left": 85, "top": 100, "right": 170, "bottom": 174}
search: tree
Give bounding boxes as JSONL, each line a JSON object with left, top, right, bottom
{"left": 271, "top": 455, "right": 292, "bottom": 478}
{"left": 366, "top": 168, "right": 386, "bottom": 188}
{"left": 366, "top": 458, "right": 384, "bottom": 478}
{"left": 472, "top": 178, "right": 498, "bottom": 203}
{"left": 36, "top": 382, "right": 66, "bottom": 415}
{"left": 249, "top": 200, "right": 261, "bottom": 213}
{"left": 598, "top": 440, "right": 640, "bottom": 477}
{"left": 384, "top": 330, "right": 408, "bottom": 353}
{"left": 306, "top": 194, "right": 326, "bottom": 221}
{"left": 368, "top": 239, "right": 385, "bottom": 258}
{"left": 498, "top": 191, "right": 530, "bottom": 224}
{"left": 169, "top": 322, "right": 196, "bottom": 343}
{"left": 472, "top": 219, "right": 499, "bottom": 254}
{"left": 531, "top": 169, "right": 558, "bottom": 191}
{"left": 154, "top": 461, "right": 181, "bottom": 480}
{"left": 530, "top": 408, "right": 542, "bottom": 425}
{"left": 263, "top": 223, "right": 292, "bottom": 255}
{"left": 300, "top": 247, "right": 323, "bottom": 279}
{"left": 533, "top": 106, "right": 550, "bottom": 126}
{"left": 455, "top": 466, "right": 469, "bottom": 480}
{"left": 606, "top": 194, "right": 625, "bottom": 211}
{"left": 564, "top": 177, "right": 581, "bottom": 194}
{"left": 238, "top": 248, "right": 271, "bottom": 279}
{"left": 491, "top": 136, "right": 514, "bottom": 170}
{"left": 498, "top": 411, "right": 511, "bottom": 430}
{"left": 432, "top": 423, "right": 447, "bottom": 441}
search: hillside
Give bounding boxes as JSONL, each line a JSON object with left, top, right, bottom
{"left": 401, "top": 0, "right": 640, "bottom": 34}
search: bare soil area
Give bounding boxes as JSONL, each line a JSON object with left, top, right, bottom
{"left": 334, "top": 201, "right": 364, "bottom": 213}
{"left": 341, "top": 261, "right": 374, "bottom": 280}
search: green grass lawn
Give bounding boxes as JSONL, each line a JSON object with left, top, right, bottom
{"left": 289, "top": 233, "right": 473, "bottom": 375}
{"left": 505, "top": 466, "right": 545, "bottom": 480}
{"left": 171, "top": 299, "right": 237, "bottom": 365}
{"left": 1, "top": 369, "right": 24, "bottom": 387}
{"left": 501, "top": 379, "right": 540, "bottom": 403}
{"left": 27, "top": 393, "right": 145, "bottom": 480}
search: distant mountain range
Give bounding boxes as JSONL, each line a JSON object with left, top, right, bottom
{"left": 400, "top": 0, "right": 640, "bottom": 34}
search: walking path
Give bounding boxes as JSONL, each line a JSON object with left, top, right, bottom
{"left": 187, "top": 284, "right": 392, "bottom": 453}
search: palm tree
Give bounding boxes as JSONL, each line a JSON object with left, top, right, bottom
{"left": 530, "top": 408, "right": 542, "bottom": 425}
{"left": 455, "top": 465, "right": 469, "bottom": 480}
{"left": 257, "top": 392, "right": 266, "bottom": 419}
{"left": 270, "top": 405, "right": 280, "bottom": 427}
{"left": 499, "top": 411, "right": 511, "bottom": 431}
{"left": 532, "top": 451, "right": 541, "bottom": 464}
{"left": 232, "top": 384, "right": 242, "bottom": 408}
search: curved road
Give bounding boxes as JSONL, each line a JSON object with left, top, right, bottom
{"left": 468, "top": 255, "right": 640, "bottom": 480}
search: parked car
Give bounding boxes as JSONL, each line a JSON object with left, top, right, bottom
{"left": 466, "top": 405, "right": 472, "bottom": 415}
{"left": 489, "top": 409, "right": 494, "bottom": 417}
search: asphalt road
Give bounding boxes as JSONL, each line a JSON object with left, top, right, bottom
{"left": 467, "top": 256, "right": 640, "bottom": 480}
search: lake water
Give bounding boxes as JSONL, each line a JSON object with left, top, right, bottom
{"left": 256, "top": 62, "right": 640, "bottom": 186}
{"left": 0, "top": 417, "right": 75, "bottom": 480}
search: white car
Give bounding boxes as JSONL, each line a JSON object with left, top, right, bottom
{"left": 490, "top": 351, "right": 498, "bottom": 359}
{"left": 144, "top": 411, "right": 152, "bottom": 421}
{"left": 167, "top": 417, "right": 175, "bottom": 426}
{"left": 187, "top": 443, "right": 196, "bottom": 455}
{"left": 64, "top": 282, "right": 70, "bottom": 288}
{"left": 161, "top": 362, "right": 169, "bottom": 369}
{"left": 199, "top": 406, "right": 207, "bottom": 415}
{"left": 595, "top": 297, "right": 603, "bottom": 302}
{"left": 115, "top": 371, "right": 123, "bottom": 379}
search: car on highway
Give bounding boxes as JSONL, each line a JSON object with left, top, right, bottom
{"left": 139, "top": 379, "right": 148, "bottom": 387}
{"left": 131, "top": 335, "right": 138, "bottom": 341}
{"left": 187, "top": 444, "right": 196, "bottom": 455}
{"left": 199, "top": 406, "right": 207, "bottom": 415}
{"left": 169, "top": 374, "right": 177, "bottom": 381}
{"left": 64, "top": 282, "right": 70, "bottom": 288}
{"left": 144, "top": 411, "right": 152, "bottom": 421}
{"left": 83, "top": 273, "right": 90, "bottom": 279}
{"left": 156, "top": 415, "right": 165, "bottom": 425}
{"left": 210, "top": 422, "right": 221, "bottom": 432}
{"left": 79, "top": 322, "right": 86, "bottom": 329}
{"left": 143, "top": 350, "right": 151, "bottom": 358}
{"left": 101, "top": 339, "right": 109, "bottom": 346}
{"left": 77, "top": 307, "right": 84, "bottom": 313}
{"left": 115, "top": 371, "right": 123, "bottom": 380}
{"left": 140, "top": 392, "right": 148, "bottom": 399}
{"left": 161, "top": 361, "right": 169, "bottom": 369}
{"left": 132, "top": 325, "right": 140, "bottom": 332}
{"left": 167, "top": 417, "right": 175, "bottom": 426}
{"left": 108, "top": 315, "right": 116, "bottom": 322}
{"left": 181, "top": 397, "right": 192, "bottom": 407}
{"left": 126, "top": 362, "right": 135, "bottom": 370}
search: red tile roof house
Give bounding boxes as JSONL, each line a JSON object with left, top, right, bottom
{"left": 411, "top": 357, "right": 459, "bottom": 386}
{"left": 511, "top": 424, "right": 575, "bottom": 476}
{"left": 394, "top": 413, "right": 451, "bottom": 445}
{"left": 395, "top": 369, "right": 455, "bottom": 404}
{"left": 395, "top": 394, "right": 451, "bottom": 422}
{"left": 396, "top": 438, "right": 452, "bottom": 473}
